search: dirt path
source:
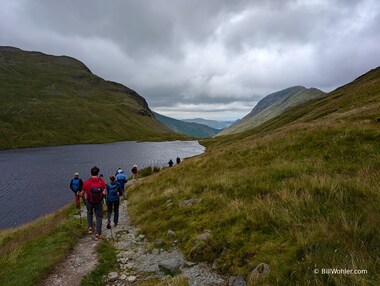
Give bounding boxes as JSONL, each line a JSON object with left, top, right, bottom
{"left": 42, "top": 209, "right": 98, "bottom": 286}
{"left": 43, "top": 179, "right": 232, "bottom": 285}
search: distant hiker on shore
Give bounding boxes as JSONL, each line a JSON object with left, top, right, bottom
{"left": 176, "top": 157, "right": 181, "bottom": 164}
{"left": 106, "top": 175, "right": 121, "bottom": 229}
{"left": 115, "top": 167, "right": 122, "bottom": 176}
{"left": 69, "top": 172, "right": 84, "bottom": 207}
{"left": 80, "top": 166, "right": 106, "bottom": 240}
{"left": 131, "top": 164, "right": 138, "bottom": 180}
{"left": 116, "top": 169, "right": 127, "bottom": 194}
{"left": 168, "top": 159, "right": 174, "bottom": 167}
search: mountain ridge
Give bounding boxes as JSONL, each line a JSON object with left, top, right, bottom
{"left": 0, "top": 46, "right": 185, "bottom": 149}
{"left": 217, "top": 86, "right": 325, "bottom": 136}
{"left": 153, "top": 112, "right": 220, "bottom": 138}
{"left": 182, "top": 118, "right": 234, "bottom": 129}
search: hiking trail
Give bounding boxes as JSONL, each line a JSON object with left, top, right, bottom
{"left": 43, "top": 179, "right": 232, "bottom": 285}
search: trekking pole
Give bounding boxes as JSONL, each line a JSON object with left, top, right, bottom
{"left": 110, "top": 225, "right": 114, "bottom": 241}
{"left": 78, "top": 193, "right": 82, "bottom": 225}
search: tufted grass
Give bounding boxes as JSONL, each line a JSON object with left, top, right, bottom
{"left": 0, "top": 204, "right": 85, "bottom": 286}
{"left": 126, "top": 68, "right": 380, "bottom": 285}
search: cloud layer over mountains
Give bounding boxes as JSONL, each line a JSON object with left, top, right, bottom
{"left": 1, "top": 0, "right": 379, "bottom": 119}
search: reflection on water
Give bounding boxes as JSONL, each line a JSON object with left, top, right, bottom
{"left": 0, "top": 141, "right": 205, "bottom": 228}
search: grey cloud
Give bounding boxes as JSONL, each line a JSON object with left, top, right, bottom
{"left": 0, "top": 0, "right": 379, "bottom": 120}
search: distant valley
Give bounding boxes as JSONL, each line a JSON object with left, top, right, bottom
{"left": 182, "top": 118, "right": 235, "bottom": 129}
{"left": 153, "top": 112, "right": 220, "bottom": 138}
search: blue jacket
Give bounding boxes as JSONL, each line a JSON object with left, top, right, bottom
{"left": 115, "top": 172, "right": 127, "bottom": 194}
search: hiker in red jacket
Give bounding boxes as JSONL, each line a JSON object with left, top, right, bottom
{"left": 131, "top": 164, "right": 138, "bottom": 180}
{"left": 80, "top": 166, "right": 106, "bottom": 240}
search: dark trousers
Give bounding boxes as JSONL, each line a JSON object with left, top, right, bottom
{"left": 106, "top": 200, "right": 120, "bottom": 225}
{"left": 86, "top": 201, "right": 103, "bottom": 234}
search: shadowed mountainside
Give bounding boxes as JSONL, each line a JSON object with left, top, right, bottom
{"left": 153, "top": 112, "right": 220, "bottom": 138}
{"left": 0, "top": 46, "right": 185, "bottom": 149}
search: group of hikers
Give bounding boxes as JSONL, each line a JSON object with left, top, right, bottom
{"left": 169, "top": 157, "right": 181, "bottom": 167}
{"left": 69, "top": 158, "right": 181, "bottom": 240}
{"left": 69, "top": 164, "right": 139, "bottom": 240}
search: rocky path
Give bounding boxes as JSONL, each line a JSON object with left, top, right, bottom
{"left": 42, "top": 219, "right": 98, "bottom": 286}
{"left": 44, "top": 179, "right": 236, "bottom": 285}
{"left": 103, "top": 198, "right": 229, "bottom": 285}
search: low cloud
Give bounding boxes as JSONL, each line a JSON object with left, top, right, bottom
{"left": 1, "top": 0, "right": 379, "bottom": 119}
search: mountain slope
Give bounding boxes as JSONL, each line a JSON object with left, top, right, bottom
{"left": 126, "top": 67, "right": 380, "bottom": 285}
{"left": 153, "top": 112, "right": 220, "bottom": 138}
{"left": 217, "top": 86, "right": 325, "bottom": 136}
{"left": 0, "top": 47, "right": 184, "bottom": 149}
{"left": 182, "top": 118, "right": 234, "bottom": 129}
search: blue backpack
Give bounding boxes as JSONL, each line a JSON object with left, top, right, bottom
{"left": 107, "top": 183, "right": 119, "bottom": 203}
{"left": 72, "top": 178, "right": 80, "bottom": 192}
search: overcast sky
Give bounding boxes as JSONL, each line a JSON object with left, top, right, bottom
{"left": 1, "top": 0, "right": 379, "bottom": 120}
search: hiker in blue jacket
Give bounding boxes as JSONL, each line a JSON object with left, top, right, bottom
{"left": 69, "top": 172, "right": 84, "bottom": 207}
{"left": 106, "top": 176, "right": 121, "bottom": 228}
{"left": 115, "top": 169, "right": 127, "bottom": 195}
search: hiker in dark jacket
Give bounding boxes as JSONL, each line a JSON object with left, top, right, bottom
{"left": 115, "top": 169, "right": 127, "bottom": 195}
{"left": 115, "top": 168, "right": 122, "bottom": 176}
{"left": 106, "top": 176, "right": 121, "bottom": 228}
{"left": 70, "top": 172, "right": 85, "bottom": 207}
{"left": 176, "top": 157, "right": 181, "bottom": 164}
{"left": 168, "top": 159, "right": 174, "bottom": 167}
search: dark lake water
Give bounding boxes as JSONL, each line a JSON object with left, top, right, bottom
{"left": 0, "top": 141, "right": 205, "bottom": 229}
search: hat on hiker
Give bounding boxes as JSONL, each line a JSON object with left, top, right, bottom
{"left": 74, "top": 172, "right": 79, "bottom": 176}
{"left": 117, "top": 169, "right": 122, "bottom": 173}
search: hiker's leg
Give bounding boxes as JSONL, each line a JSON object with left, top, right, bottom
{"left": 86, "top": 201, "right": 93, "bottom": 229}
{"left": 106, "top": 201, "right": 112, "bottom": 223}
{"left": 94, "top": 202, "right": 103, "bottom": 235}
{"left": 114, "top": 200, "right": 120, "bottom": 225}
{"left": 75, "top": 192, "right": 79, "bottom": 207}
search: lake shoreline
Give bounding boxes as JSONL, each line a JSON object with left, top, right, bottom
{"left": 0, "top": 140, "right": 205, "bottom": 228}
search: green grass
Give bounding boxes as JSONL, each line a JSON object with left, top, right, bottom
{"left": 0, "top": 204, "right": 85, "bottom": 286}
{"left": 126, "top": 67, "right": 380, "bottom": 285}
{"left": 0, "top": 47, "right": 186, "bottom": 149}
{"left": 81, "top": 240, "right": 118, "bottom": 286}
{"left": 138, "top": 166, "right": 162, "bottom": 178}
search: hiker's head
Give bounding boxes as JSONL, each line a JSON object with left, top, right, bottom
{"left": 74, "top": 172, "right": 79, "bottom": 178}
{"left": 110, "top": 175, "right": 116, "bottom": 182}
{"left": 91, "top": 166, "right": 100, "bottom": 176}
{"left": 99, "top": 174, "right": 104, "bottom": 178}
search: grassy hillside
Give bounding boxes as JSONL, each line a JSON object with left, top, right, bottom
{"left": 154, "top": 112, "right": 220, "bottom": 138}
{"left": 126, "top": 67, "right": 380, "bottom": 285}
{"left": 0, "top": 46, "right": 185, "bottom": 149}
{"left": 218, "top": 86, "right": 325, "bottom": 136}
{"left": 0, "top": 205, "right": 84, "bottom": 286}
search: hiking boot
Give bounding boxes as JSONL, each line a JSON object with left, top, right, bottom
{"left": 106, "top": 223, "right": 111, "bottom": 229}
{"left": 114, "top": 223, "right": 118, "bottom": 227}
{"left": 95, "top": 233, "right": 101, "bottom": 240}
{"left": 88, "top": 227, "right": 93, "bottom": 234}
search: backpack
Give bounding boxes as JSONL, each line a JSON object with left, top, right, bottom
{"left": 72, "top": 178, "right": 80, "bottom": 192}
{"left": 116, "top": 172, "right": 127, "bottom": 182}
{"left": 107, "top": 183, "right": 119, "bottom": 203}
{"left": 88, "top": 180, "right": 103, "bottom": 204}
